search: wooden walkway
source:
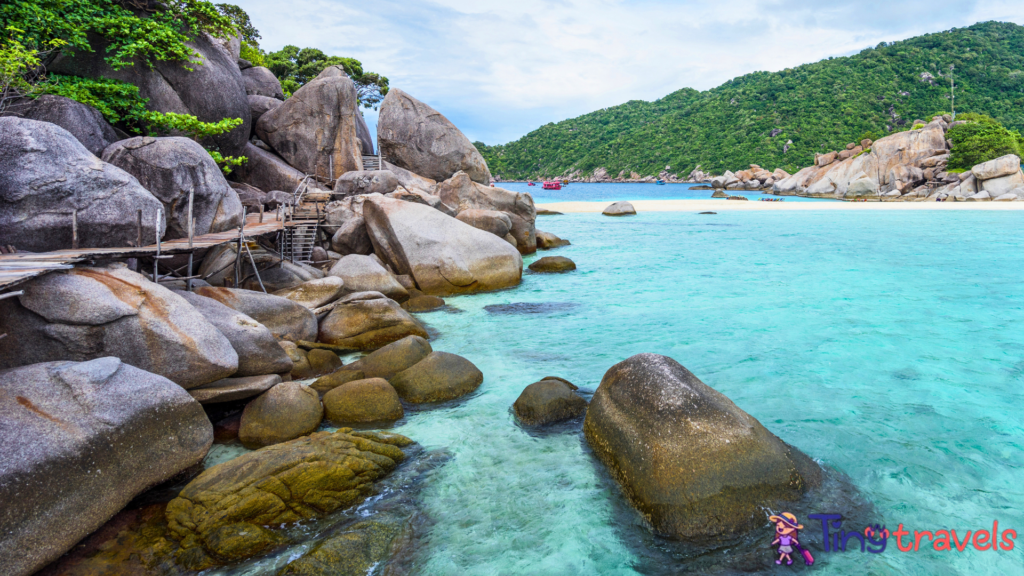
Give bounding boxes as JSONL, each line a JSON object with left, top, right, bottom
{"left": 0, "top": 213, "right": 287, "bottom": 291}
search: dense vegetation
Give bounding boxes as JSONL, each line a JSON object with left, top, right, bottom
{"left": 477, "top": 21, "right": 1024, "bottom": 179}
{"left": 262, "top": 46, "right": 389, "bottom": 107}
{"left": 947, "top": 112, "right": 1024, "bottom": 171}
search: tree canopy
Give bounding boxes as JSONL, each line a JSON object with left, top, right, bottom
{"left": 476, "top": 21, "right": 1024, "bottom": 179}
{"left": 265, "top": 45, "right": 389, "bottom": 108}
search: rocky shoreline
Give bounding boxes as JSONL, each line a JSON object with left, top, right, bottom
{"left": 2, "top": 26, "right": 862, "bottom": 576}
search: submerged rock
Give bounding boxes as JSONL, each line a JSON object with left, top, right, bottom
{"left": 584, "top": 354, "right": 821, "bottom": 541}
{"left": 402, "top": 294, "right": 446, "bottom": 312}
{"left": 528, "top": 256, "right": 576, "bottom": 273}
{"left": 238, "top": 382, "right": 324, "bottom": 448}
{"left": 389, "top": 351, "right": 483, "bottom": 403}
{"left": 602, "top": 201, "right": 636, "bottom": 216}
{"left": 513, "top": 378, "right": 588, "bottom": 426}
{"left": 323, "top": 378, "right": 404, "bottom": 424}
{"left": 0, "top": 358, "right": 212, "bottom": 576}
{"left": 166, "top": 429, "right": 411, "bottom": 569}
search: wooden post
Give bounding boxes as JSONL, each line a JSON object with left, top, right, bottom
{"left": 153, "top": 207, "right": 162, "bottom": 283}
{"left": 71, "top": 209, "right": 79, "bottom": 250}
{"left": 136, "top": 209, "right": 143, "bottom": 248}
{"left": 329, "top": 156, "right": 333, "bottom": 182}
{"left": 234, "top": 208, "right": 245, "bottom": 288}
{"left": 187, "top": 217, "right": 196, "bottom": 292}
{"left": 259, "top": 204, "right": 264, "bottom": 223}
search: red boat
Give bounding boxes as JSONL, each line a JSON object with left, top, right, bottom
{"left": 527, "top": 181, "right": 536, "bottom": 186}
{"left": 542, "top": 181, "right": 562, "bottom": 190}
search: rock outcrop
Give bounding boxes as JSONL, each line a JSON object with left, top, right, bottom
{"left": 535, "top": 230, "right": 570, "bottom": 249}
{"left": 584, "top": 354, "right": 821, "bottom": 541}
{"left": 438, "top": 171, "right": 537, "bottom": 253}
{"left": 241, "top": 66, "right": 285, "bottom": 100}
{"left": 0, "top": 117, "right": 163, "bottom": 252}
{"left": 194, "top": 287, "right": 318, "bottom": 343}
{"left": 328, "top": 254, "right": 409, "bottom": 301}
{"left": 256, "top": 70, "right": 362, "bottom": 180}
{"left": 0, "top": 266, "right": 238, "bottom": 389}
{"left": 0, "top": 358, "right": 212, "bottom": 576}
{"left": 165, "top": 429, "right": 410, "bottom": 569}
{"left": 377, "top": 88, "right": 492, "bottom": 184}
{"left": 231, "top": 143, "right": 312, "bottom": 197}
{"left": 102, "top": 136, "right": 244, "bottom": 239}
{"left": 173, "top": 290, "right": 292, "bottom": 377}
{"left": 318, "top": 292, "right": 427, "bottom": 350}
{"left": 602, "top": 201, "right": 636, "bottom": 216}
{"left": 334, "top": 170, "right": 400, "bottom": 196}
{"left": 7, "top": 94, "right": 118, "bottom": 156}
{"left": 363, "top": 196, "right": 523, "bottom": 296}
{"left": 248, "top": 94, "right": 282, "bottom": 126}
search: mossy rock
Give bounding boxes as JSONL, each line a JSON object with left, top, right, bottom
{"left": 343, "top": 335, "right": 432, "bottom": 380}
{"left": 528, "top": 256, "right": 576, "bottom": 273}
{"left": 238, "top": 382, "right": 324, "bottom": 448}
{"left": 389, "top": 351, "right": 483, "bottom": 403}
{"left": 311, "top": 369, "right": 366, "bottom": 395}
{"left": 306, "top": 349, "right": 343, "bottom": 376}
{"left": 166, "top": 429, "right": 411, "bottom": 568}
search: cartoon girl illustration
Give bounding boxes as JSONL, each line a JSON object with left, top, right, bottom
{"left": 770, "top": 512, "right": 804, "bottom": 565}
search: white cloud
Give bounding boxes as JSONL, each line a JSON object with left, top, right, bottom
{"left": 233, "top": 0, "right": 1024, "bottom": 143}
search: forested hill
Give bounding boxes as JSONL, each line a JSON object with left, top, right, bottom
{"left": 476, "top": 21, "right": 1024, "bottom": 179}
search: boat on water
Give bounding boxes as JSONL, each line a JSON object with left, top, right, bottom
{"left": 656, "top": 179, "right": 666, "bottom": 185}
{"left": 542, "top": 181, "right": 562, "bottom": 190}
{"left": 527, "top": 181, "right": 536, "bottom": 186}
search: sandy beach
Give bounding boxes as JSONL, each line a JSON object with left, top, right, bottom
{"left": 536, "top": 199, "right": 1024, "bottom": 212}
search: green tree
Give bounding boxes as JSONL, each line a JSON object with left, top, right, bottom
{"left": 266, "top": 45, "right": 389, "bottom": 108}
{"left": 947, "top": 113, "right": 1023, "bottom": 170}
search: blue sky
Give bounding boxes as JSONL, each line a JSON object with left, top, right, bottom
{"left": 234, "top": 0, "right": 1024, "bottom": 145}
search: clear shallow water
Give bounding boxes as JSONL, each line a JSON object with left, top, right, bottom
{"left": 383, "top": 210, "right": 1024, "bottom": 575}
{"left": 495, "top": 181, "right": 835, "bottom": 203}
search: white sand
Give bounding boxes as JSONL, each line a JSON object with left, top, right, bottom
{"left": 536, "top": 199, "right": 1024, "bottom": 213}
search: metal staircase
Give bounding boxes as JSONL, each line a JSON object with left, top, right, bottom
{"left": 279, "top": 176, "right": 322, "bottom": 264}
{"left": 362, "top": 155, "right": 381, "bottom": 171}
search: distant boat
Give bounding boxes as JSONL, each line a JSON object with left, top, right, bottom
{"left": 656, "top": 179, "right": 666, "bottom": 185}
{"left": 527, "top": 181, "right": 536, "bottom": 186}
{"left": 542, "top": 181, "right": 562, "bottom": 190}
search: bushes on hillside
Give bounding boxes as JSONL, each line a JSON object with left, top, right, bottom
{"left": 948, "top": 113, "right": 1024, "bottom": 171}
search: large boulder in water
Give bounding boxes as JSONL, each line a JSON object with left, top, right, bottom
{"left": 0, "top": 117, "right": 163, "bottom": 252}
{"left": 343, "top": 335, "right": 433, "bottom": 380}
{"left": 438, "top": 171, "right": 537, "bottom": 253}
{"left": 0, "top": 358, "right": 213, "bottom": 576}
{"left": 363, "top": 196, "right": 523, "bottom": 296}
{"left": 514, "top": 377, "right": 587, "bottom": 426}
{"left": 318, "top": 292, "right": 427, "bottom": 350}
{"left": 389, "top": 351, "right": 483, "bottom": 403}
{"left": 256, "top": 70, "right": 362, "bottom": 180}
{"left": 584, "top": 354, "right": 822, "bottom": 541}
{"left": 194, "top": 286, "right": 318, "bottom": 343}
{"left": 50, "top": 32, "right": 251, "bottom": 157}
{"left": 5, "top": 94, "right": 118, "bottom": 156}
{"left": 175, "top": 290, "right": 293, "bottom": 377}
{"left": 0, "top": 266, "right": 238, "bottom": 389}
{"left": 102, "top": 136, "right": 244, "bottom": 239}
{"left": 377, "top": 88, "right": 492, "bottom": 184}
{"left": 323, "top": 377, "right": 404, "bottom": 424}
{"left": 165, "top": 429, "right": 410, "bottom": 569}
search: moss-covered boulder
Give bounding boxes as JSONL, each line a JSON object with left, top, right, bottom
{"left": 307, "top": 349, "right": 343, "bottom": 376}
{"left": 389, "top": 351, "right": 483, "bottom": 403}
{"left": 513, "top": 377, "right": 587, "bottom": 425}
{"left": 166, "top": 429, "right": 412, "bottom": 570}
{"left": 323, "top": 378, "right": 404, "bottom": 424}
{"left": 401, "top": 294, "right": 446, "bottom": 312}
{"left": 528, "top": 256, "right": 576, "bottom": 273}
{"left": 584, "top": 354, "right": 821, "bottom": 541}
{"left": 238, "top": 382, "right": 323, "bottom": 448}
{"left": 278, "top": 516, "right": 405, "bottom": 575}
{"left": 343, "top": 335, "right": 432, "bottom": 380}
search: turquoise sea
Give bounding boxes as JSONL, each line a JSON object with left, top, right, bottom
{"left": 208, "top": 207, "right": 1024, "bottom": 575}
{"left": 495, "top": 181, "right": 836, "bottom": 203}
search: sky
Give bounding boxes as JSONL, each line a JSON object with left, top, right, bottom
{"left": 234, "top": 0, "right": 1024, "bottom": 145}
